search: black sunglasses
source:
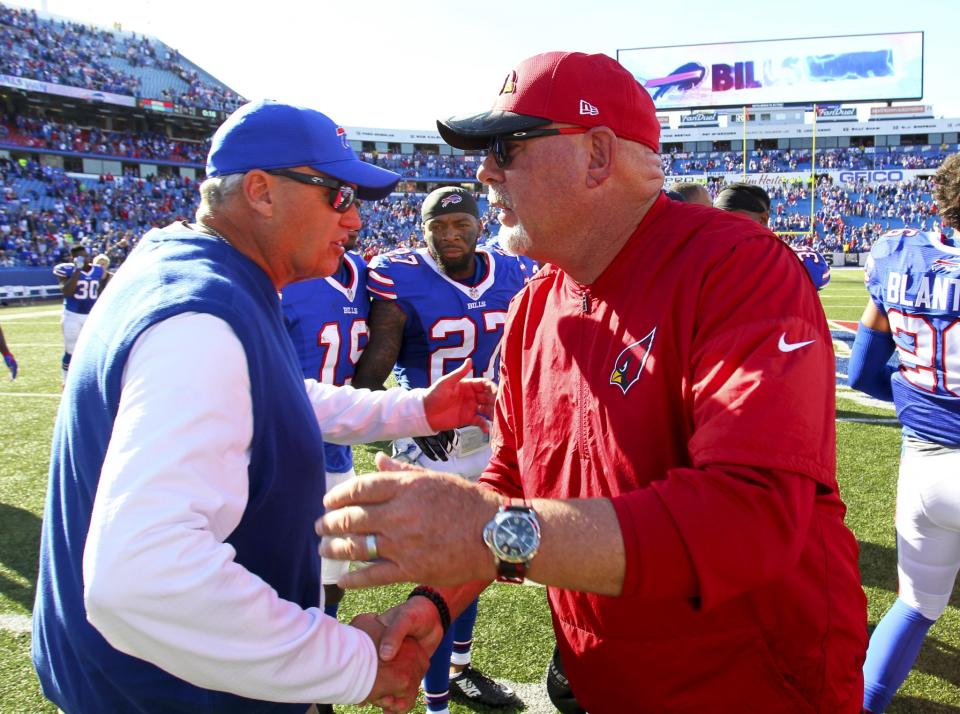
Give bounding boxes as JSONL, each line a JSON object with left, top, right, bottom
{"left": 266, "top": 169, "right": 357, "bottom": 212}
{"left": 488, "top": 127, "right": 590, "bottom": 168}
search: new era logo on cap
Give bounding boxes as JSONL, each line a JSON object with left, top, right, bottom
{"left": 440, "top": 194, "right": 463, "bottom": 207}
{"left": 579, "top": 100, "right": 599, "bottom": 116}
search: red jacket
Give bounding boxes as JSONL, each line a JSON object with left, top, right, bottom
{"left": 481, "top": 195, "right": 866, "bottom": 713}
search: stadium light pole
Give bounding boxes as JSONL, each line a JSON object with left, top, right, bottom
{"left": 742, "top": 105, "right": 748, "bottom": 181}
{"left": 811, "top": 103, "right": 818, "bottom": 245}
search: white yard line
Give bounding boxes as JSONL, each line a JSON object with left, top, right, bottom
{"left": 837, "top": 417, "right": 900, "bottom": 425}
{"left": 829, "top": 321, "right": 859, "bottom": 333}
{"left": 0, "top": 392, "right": 61, "bottom": 398}
{"left": 0, "top": 613, "right": 31, "bottom": 634}
{"left": 836, "top": 386, "right": 896, "bottom": 412}
{"left": 0, "top": 309, "right": 61, "bottom": 320}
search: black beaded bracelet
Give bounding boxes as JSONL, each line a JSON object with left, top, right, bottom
{"left": 407, "top": 585, "right": 451, "bottom": 635}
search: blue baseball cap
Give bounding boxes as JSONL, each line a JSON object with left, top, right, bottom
{"left": 205, "top": 100, "right": 400, "bottom": 200}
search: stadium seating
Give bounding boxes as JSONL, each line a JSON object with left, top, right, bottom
{"left": 0, "top": 147, "right": 948, "bottom": 268}
{"left": 0, "top": 6, "right": 953, "bottom": 268}
{"left": 660, "top": 145, "right": 955, "bottom": 176}
{"left": 0, "top": 3, "right": 244, "bottom": 110}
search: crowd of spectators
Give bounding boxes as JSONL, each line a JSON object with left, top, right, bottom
{"left": 0, "top": 151, "right": 950, "bottom": 270}
{"left": 0, "top": 7, "right": 139, "bottom": 96}
{"left": 360, "top": 152, "right": 483, "bottom": 180}
{"left": 1, "top": 114, "right": 207, "bottom": 163}
{"left": 0, "top": 103, "right": 954, "bottom": 179}
{"left": 0, "top": 158, "right": 195, "bottom": 267}
{"left": 661, "top": 146, "right": 955, "bottom": 175}
{"left": 674, "top": 173, "right": 943, "bottom": 255}
{"left": 0, "top": 3, "right": 244, "bottom": 111}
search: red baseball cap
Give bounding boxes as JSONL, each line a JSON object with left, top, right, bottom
{"left": 437, "top": 51, "right": 660, "bottom": 153}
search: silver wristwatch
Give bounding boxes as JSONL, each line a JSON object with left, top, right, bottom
{"left": 482, "top": 502, "right": 541, "bottom": 583}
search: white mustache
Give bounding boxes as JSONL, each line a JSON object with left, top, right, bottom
{"left": 489, "top": 189, "right": 513, "bottom": 210}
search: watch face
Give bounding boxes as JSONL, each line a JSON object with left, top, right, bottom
{"left": 494, "top": 515, "right": 538, "bottom": 561}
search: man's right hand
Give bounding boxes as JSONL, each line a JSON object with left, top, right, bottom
{"left": 351, "top": 614, "right": 429, "bottom": 713}
{"left": 413, "top": 430, "right": 454, "bottom": 461}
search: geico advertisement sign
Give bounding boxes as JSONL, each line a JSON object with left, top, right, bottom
{"left": 836, "top": 170, "right": 904, "bottom": 182}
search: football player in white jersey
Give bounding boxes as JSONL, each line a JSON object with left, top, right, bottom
{"left": 849, "top": 154, "right": 960, "bottom": 713}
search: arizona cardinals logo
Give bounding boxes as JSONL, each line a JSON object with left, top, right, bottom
{"left": 440, "top": 194, "right": 463, "bottom": 208}
{"left": 500, "top": 70, "right": 517, "bottom": 95}
{"left": 609, "top": 327, "right": 656, "bottom": 395}
{"left": 336, "top": 126, "right": 349, "bottom": 149}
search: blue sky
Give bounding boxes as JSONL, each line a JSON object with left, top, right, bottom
{"left": 13, "top": 0, "right": 960, "bottom": 128}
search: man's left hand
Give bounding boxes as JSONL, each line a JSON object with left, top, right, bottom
{"left": 319, "top": 453, "right": 500, "bottom": 588}
{"left": 422, "top": 359, "right": 496, "bottom": 432}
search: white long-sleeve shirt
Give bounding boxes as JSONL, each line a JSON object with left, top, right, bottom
{"left": 83, "top": 312, "right": 431, "bottom": 705}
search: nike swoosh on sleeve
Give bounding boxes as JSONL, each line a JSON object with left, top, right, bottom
{"left": 778, "top": 333, "right": 815, "bottom": 352}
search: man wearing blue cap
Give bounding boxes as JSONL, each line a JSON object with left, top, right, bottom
{"left": 31, "top": 100, "right": 495, "bottom": 714}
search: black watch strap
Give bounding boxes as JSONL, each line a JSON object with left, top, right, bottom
{"left": 496, "top": 559, "right": 528, "bottom": 584}
{"left": 495, "top": 503, "right": 535, "bottom": 584}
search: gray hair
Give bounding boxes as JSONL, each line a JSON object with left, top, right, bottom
{"left": 198, "top": 173, "right": 244, "bottom": 209}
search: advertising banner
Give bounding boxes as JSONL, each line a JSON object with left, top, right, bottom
{"left": 617, "top": 32, "right": 923, "bottom": 110}
{"left": 0, "top": 74, "right": 137, "bottom": 107}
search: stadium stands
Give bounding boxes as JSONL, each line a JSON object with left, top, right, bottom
{"left": 660, "top": 145, "right": 955, "bottom": 175}
{"left": 0, "top": 158, "right": 195, "bottom": 269}
{"left": 0, "top": 107, "right": 955, "bottom": 178}
{"left": 0, "top": 3, "right": 954, "bottom": 275}
{"left": 2, "top": 114, "right": 207, "bottom": 163}
{"left": 0, "top": 150, "right": 946, "bottom": 270}
{"left": 0, "top": 3, "right": 244, "bottom": 110}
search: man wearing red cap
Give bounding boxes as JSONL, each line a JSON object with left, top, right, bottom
{"left": 321, "top": 53, "right": 867, "bottom": 713}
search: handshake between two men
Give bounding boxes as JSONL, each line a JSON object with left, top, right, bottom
{"left": 324, "top": 362, "right": 511, "bottom": 714}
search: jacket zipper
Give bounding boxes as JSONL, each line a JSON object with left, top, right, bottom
{"left": 579, "top": 286, "right": 591, "bottom": 464}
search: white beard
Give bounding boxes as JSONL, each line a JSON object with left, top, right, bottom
{"left": 496, "top": 222, "right": 532, "bottom": 256}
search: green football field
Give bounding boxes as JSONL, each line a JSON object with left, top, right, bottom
{"left": 0, "top": 269, "right": 957, "bottom": 713}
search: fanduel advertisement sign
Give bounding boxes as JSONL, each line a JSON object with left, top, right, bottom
{"left": 617, "top": 32, "right": 923, "bottom": 110}
{"left": 816, "top": 106, "right": 858, "bottom": 121}
{"left": 680, "top": 111, "right": 719, "bottom": 125}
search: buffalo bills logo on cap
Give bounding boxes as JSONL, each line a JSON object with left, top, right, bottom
{"left": 440, "top": 194, "right": 463, "bottom": 208}
{"left": 336, "top": 126, "right": 349, "bottom": 149}
{"left": 500, "top": 70, "right": 517, "bottom": 95}
{"left": 609, "top": 327, "right": 656, "bottom": 395}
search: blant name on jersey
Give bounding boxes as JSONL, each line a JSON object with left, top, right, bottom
{"left": 466, "top": 300, "right": 487, "bottom": 310}
{"left": 342, "top": 306, "right": 359, "bottom": 315}
{"left": 886, "top": 271, "right": 960, "bottom": 310}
